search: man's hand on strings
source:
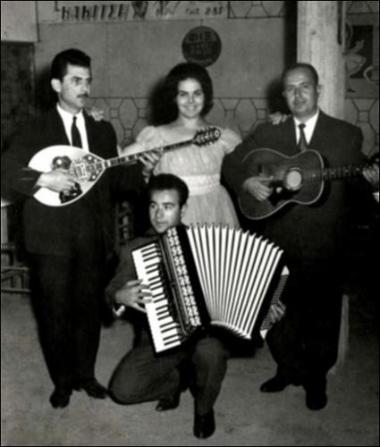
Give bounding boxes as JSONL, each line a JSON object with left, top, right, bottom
{"left": 242, "top": 175, "right": 274, "bottom": 201}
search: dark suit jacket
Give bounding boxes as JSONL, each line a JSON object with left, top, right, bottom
{"left": 1, "top": 107, "right": 145, "bottom": 258}
{"left": 222, "top": 111, "right": 372, "bottom": 262}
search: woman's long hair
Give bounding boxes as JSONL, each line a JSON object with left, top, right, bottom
{"left": 148, "top": 62, "right": 214, "bottom": 125}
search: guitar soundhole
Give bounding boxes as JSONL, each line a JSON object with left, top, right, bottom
{"left": 59, "top": 182, "right": 82, "bottom": 203}
{"left": 284, "top": 168, "right": 303, "bottom": 191}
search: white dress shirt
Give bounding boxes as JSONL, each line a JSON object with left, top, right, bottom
{"left": 56, "top": 104, "right": 89, "bottom": 152}
{"left": 293, "top": 110, "right": 320, "bottom": 146}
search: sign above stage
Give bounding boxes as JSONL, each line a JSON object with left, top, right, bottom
{"left": 41, "top": 1, "right": 228, "bottom": 23}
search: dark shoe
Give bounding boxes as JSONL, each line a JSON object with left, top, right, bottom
{"left": 305, "top": 386, "right": 328, "bottom": 410}
{"left": 193, "top": 409, "right": 215, "bottom": 439}
{"left": 49, "top": 388, "right": 71, "bottom": 408}
{"left": 260, "top": 374, "right": 292, "bottom": 392}
{"left": 73, "top": 378, "right": 108, "bottom": 399}
{"left": 155, "top": 391, "right": 180, "bottom": 411}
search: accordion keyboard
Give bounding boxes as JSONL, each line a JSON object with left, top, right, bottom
{"left": 132, "top": 242, "right": 183, "bottom": 353}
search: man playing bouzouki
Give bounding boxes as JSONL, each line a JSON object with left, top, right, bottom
{"left": 1, "top": 49, "right": 160, "bottom": 409}
{"left": 222, "top": 62, "right": 378, "bottom": 411}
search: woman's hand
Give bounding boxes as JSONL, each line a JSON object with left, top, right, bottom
{"left": 363, "top": 163, "right": 379, "bottom": 191}
{"left": 88, "top": 106, "right": 105, "bottom": 121}
{"left": 268, "top": 112, "right": 289, "bottom": 125}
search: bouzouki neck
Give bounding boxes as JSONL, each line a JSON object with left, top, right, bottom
{"left": 104, "top": 138, "right": 196, "bottom": 169}
{"left": 31, "top": 127, "right": 221, "bottom": 207}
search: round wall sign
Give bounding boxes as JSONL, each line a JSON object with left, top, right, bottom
{"left": 182, "top": 26, "right": 222, "bottom": 67}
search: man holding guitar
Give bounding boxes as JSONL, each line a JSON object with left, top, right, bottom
{"left": 1, "top": 49, "right": 160, "bottom": 409}
{"left": 222, "top": 63, "right": 378, "bottom": 411}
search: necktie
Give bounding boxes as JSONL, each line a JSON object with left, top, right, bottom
{"left": 71, "top": 116, "right": 82, "bottom": 148}
{"left": 298, "top": 123, "right": 308, "bottom": 152}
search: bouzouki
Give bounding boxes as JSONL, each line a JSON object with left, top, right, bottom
{"left": 239, "top": 148, "right": 378, "bottom": 220}
{"left": 29, "top": 127, "right": 221, "bottom": 207}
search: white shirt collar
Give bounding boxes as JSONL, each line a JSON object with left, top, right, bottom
{"left": 56, "top": 103, "right": 83, "bottom": 123}
{"left": 56, "top": 104, "right": 89, "bottom": 151}
{"left": 294, "top": 109, "right": 320, "bottom": 145}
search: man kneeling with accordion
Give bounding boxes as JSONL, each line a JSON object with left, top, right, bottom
{"left": 106, "top": 173, "right": 288, "bottom": 439}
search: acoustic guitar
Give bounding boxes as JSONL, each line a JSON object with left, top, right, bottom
{"left": 239, "top": 148, "right": 378, "bottom": 220}
{"left": 29, "top": 127, "right": 221, "bottom": 207}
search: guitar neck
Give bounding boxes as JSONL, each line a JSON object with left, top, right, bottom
{"left": 323, "top": 164, "right": 365, "bottom": 181}
{"left": 104, "top": 139, "right": 193, "bottom": 168}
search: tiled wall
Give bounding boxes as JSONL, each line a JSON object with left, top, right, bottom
{"left": 86, "top": 96, "right": 273, "bottom": 146}
{"left": 87, "top": 95, "right": 379, "bottom": 157}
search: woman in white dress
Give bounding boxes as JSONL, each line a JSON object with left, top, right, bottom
{"left": 131, "top": 62, "right": 242, "bottom": 227}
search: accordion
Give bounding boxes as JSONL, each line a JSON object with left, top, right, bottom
{"left": 132, "top": 224, "right": 288, "bottom": 353}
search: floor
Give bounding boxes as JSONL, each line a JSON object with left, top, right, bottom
{"left": 1, "top": 274, "right": 378, "bottom": 447}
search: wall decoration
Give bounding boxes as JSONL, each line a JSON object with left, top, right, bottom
{"left": 345, "top": 13, "right": 378, "bottom": 97}
{"left": 47, "top": 1, "right": 228, "bottom": 22}
{"left": 182, "top": 26, "right": 222, "bottom": 67}
{"left": 228, "top": 1, "right": 285, "bottom": 18}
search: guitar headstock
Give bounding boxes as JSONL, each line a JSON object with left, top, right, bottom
{"left": 192, "top": 127, "right": 221, "bottom": 146}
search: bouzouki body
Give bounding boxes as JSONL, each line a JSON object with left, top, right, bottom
{"left": 30, "top": 145, "right": 106, "bottom": 207}
{"left": 29, "top": 127, "right": 221, "bottom": 207}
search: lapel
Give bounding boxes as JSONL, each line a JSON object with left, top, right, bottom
{"left": 84, "top": 111, "right": 97, "bottom": 154}
{"left": 308, "top": 111, "right": 329, "bottom": 152}
{"left": 282, "top": 118, "right": 298, "bottom": 154}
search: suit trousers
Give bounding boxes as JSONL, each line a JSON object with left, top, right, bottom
{"left": 29, "top": 248, "right": 106, "bottom": 391}
{"left": 109, "top": 330, "right": 229, "bottom": 415}
{"left": 266, "top": 260, "right": 342, "bottom": 386}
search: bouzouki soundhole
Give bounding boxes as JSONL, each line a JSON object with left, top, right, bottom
{"left": 51, "top": 156, "right": 72, "bottom": 170}
{"left": 30, "top": 127, "right": 222, "bottom": 207}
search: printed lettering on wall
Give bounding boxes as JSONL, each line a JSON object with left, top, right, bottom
{"left": 51, "top": 1, "right": 228, "bottom": 22}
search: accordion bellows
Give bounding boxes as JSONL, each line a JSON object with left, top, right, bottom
{"left": 132, "top": 224, "right": 288, "bottom": 353}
